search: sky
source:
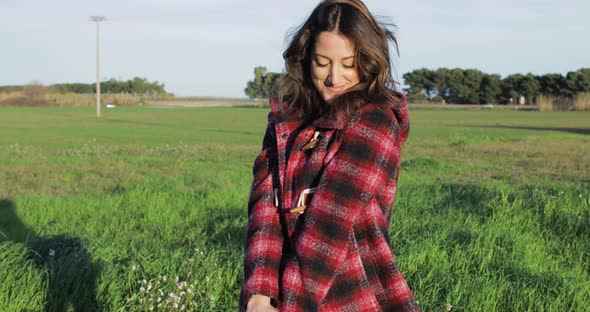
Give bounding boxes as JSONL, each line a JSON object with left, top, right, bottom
{"left": 1, "top": 0, "right": 589, "bottom": 98}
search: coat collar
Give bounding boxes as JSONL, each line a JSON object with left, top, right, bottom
{"left": 309, "top": 114, "right": 345, "bottom": 129}
{"left": 268, "top": 98, "right": 345, "bottom": 130}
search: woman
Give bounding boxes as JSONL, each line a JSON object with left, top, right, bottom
{"left": 240, "top": 1, "right": 418, "bottom": 311}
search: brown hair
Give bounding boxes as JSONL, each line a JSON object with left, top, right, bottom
{"left": 277, "top": 0, "right": 401, "bottom": 121}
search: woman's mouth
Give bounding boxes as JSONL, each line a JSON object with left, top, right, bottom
{"left": 326, "top": 85, "right": 346, "bottom": 94}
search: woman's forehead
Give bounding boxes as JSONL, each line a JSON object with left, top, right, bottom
{"left": 313, "top": 31, "right": 355, "bottom": 58}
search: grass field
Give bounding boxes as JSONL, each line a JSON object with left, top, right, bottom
{"left": 1, "top": 106, "right": 589, "bottom": 311}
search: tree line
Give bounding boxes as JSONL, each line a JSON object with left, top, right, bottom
{"left": 244, "top": 66, "right": 590, "bottom": 105}
{"left": 403, "top": 68, "right": 590, "bottom": 104}
{"left": 0, "top": 78, "right": 169, "bottom": 107}
{"left": 52, "top": 77, "right": 167, "bottom": 95}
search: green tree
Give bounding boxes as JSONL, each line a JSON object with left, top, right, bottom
{"left": 564, "top": 68, "right": 590, "bottom": 97}
{"left": 244, "top": 66, "right": 280, "bottom": 99}
{"left": 519, "top": 74, "right": 541, "bottom": 104}
{"left": 461, "top": 69, "right": 484, "bottom": 104}
{"left": 500, "top": 73, "right": 540, "bottom": 104}
{"left": 129, "top": 77, "right": 148, "bottom": 94}
{"left": 537, "top": 73, "right": 566, "bottom": 96}
{"left": 500, "top": 74, "right": 523, "bottom": 104}
{"left": 436, "top": 68, "right": 468, "bottom": 103}
{"left": 480, "top": 74, "right": 502, "bottom": 104}
{"left": 402, "top": 68, "right": 438, "bottom": 100}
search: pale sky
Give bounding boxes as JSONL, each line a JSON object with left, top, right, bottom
{"left": 1, "top": 0, "right": 588, "bottom": 97}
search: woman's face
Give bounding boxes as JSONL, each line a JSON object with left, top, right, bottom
{"left": 311, "top": 31, "right": 360, "bottom": 103}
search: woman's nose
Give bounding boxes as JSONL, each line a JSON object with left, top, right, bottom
{"left": 326, "top": 65, "right": 342, "bottom": 86}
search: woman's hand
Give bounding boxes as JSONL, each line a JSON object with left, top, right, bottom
{"left": 246, "top": 294, "right": 277, "bottom": 312}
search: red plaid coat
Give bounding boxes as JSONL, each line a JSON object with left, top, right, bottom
{"left": 240, "top": 94, "right": 419, "bottom": 312}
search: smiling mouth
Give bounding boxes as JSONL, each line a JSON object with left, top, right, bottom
{"left": 326, "top": 85, "right": 346, "bottom": 93}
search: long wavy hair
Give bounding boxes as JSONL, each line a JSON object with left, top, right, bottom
{"left": 277, "top": 0, "right": 401, "bottom": 121}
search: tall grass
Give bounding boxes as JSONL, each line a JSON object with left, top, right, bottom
{"left": 537, "top": 93, "right": 590, "bottom": 111}
{"left": 1, "top": 107, "right": 589, "bottom": 310}
{"left": 575, "top": 92, "right": 590, "bottom": 111}
{"left": 49, "top": 93, "right": 142, "bottom": 107}
{"left": 537, "top": 95, "right": 574, "bottom": 111}
{"left": 0, "top": 91, "right": 22, "bottom": 103}
{"left": 0, "top": 91, "right": 145, "bottom": 107}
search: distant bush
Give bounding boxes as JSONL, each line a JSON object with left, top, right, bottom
{"left": 52, "top": 83, "right": 94, "bottom": 94}
{"left": 0, "top": 81, "right": 49, "bottom": 106}
{"left": 0, "top": 91, "right": 23, "bottom": 106}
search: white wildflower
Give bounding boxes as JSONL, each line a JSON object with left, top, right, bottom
{"left": 140, "top": 287, "right": 146, "bottom": 293}
{"left": 48, "top": 249, "right": 56, "bottom": 257}
{"left": 131, "top": 264, "right": 136, "bottom": 271}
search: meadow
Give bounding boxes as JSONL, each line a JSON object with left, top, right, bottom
{"left": 0, "top": 106, "right": 589, "bottom": 311}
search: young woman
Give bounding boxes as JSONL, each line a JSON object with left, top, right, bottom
{"left": 240, "top": 1, "right": 418, "bottom": 311}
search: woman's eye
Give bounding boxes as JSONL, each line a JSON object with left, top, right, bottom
{"left": 315, "top": 61, "right": 329, "bottom": 67}
{"left": 343, "top": 64, "right": 355, "bottom": 69}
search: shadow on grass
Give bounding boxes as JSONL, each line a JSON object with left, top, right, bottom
{"left": 0, "top": 199, "right": 100, "bottom": 311}
{"left": 428, "top": 183, "right": 498, "bottom": 219}
{"left": 461, "top": 124, "right": 590, "bottom": 136}
{"left": 199, "top": 206, "right": 246, "bottom": 252}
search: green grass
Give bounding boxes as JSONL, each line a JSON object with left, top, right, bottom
{"left": 1, "top": 106, "right": 589, "bottom": 311}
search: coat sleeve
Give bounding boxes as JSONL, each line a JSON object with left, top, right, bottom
{"left": 241, "top": 120, "right": 283, "bottom": 308}
{"left": 294, "top": 105, "right": 405, "bottom": 307}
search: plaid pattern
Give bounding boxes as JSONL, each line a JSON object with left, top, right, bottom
{"left": 241, "top": 94, "right": 418, "bottom": 311}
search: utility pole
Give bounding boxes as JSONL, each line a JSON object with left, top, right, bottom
{"left": 90, "top": 16, "right": 106, "bottom": 117}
